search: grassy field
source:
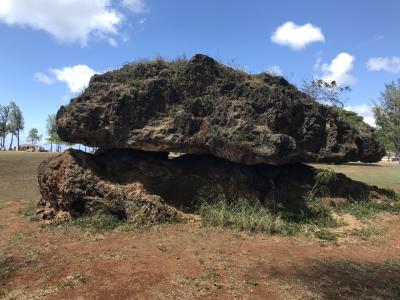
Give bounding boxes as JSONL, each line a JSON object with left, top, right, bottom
{"left": 0, "top": 152, "right": 55, "bottom": 206}
{"left": 1, "top": 152, "right": 400, "bottom": 299}
{"left": 310, "top": 162, "right": 400, "bottom": 192}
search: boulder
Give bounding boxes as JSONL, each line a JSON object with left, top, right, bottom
{"left": 56, "top": 54, "right": 384, "bottom": 165}
{"left": 37, "top": 149, "right": 389, "bottom": 222}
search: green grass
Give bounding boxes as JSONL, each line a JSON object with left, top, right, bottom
{"left": 351, "top": 226, "right": 382, "bottom": 240}
{"left": 18, "top": 200, "right": 40, "bottom": 222}
{"left": 0, "top": 255, "right": 14, "bottom": 279}
{"left": 314, "top": 229, "right": 338, "bottom": 241}
{"left": 297, "top": 195, "right": 340, "bottom": 227}
{"left": 43, "top": 213, "right": 125, "bottom": 232}
{"left": 197, "top": 192, "right": 400, "bottom": 239}
{"left": 310, "top": 162, "right": 400, "bottom": 193}
{"left": 66, "top": 213, "right": 124, "bottom": 232}
{"left": 0, "top": 152, "right": 56, "bottom": 206}
{"left": 338, "top": 196, "right": 400, "bottom": 219}
{"left": 199, "top": 197, "right": 304, "bottom": 236}
{"left": 198, "top": 196, "right": 344, "bottom": 239}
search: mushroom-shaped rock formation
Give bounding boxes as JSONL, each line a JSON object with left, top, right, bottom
{"left": 56, "top": 54, "right": 384, "bottom": 165}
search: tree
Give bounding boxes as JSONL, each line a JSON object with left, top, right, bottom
{"left": 8, "top": 102, "right": 24, "bottom": 150}
{"left": 331, "top": 106, "right": 365, "bottom": 128}
{"left": 302, "top": 79, "right": 351, "bottom": 108}
{"left": 46, "top": 114, "right": 57, "bottom": 152}
{"left": 26, "top": 128, "right": 42, "bottom": 145}
{"left": 0, "top": 104, "right": 11, "bottom": 149}
{"left": 46, "top": 134, "right": 60, "bottom": 152}
{"left": 373, "top": 79, "right": 400, "bottom": 160}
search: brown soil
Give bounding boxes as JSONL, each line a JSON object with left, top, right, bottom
{"left": 2, "top": 201, "right": 400, "bottom": 299}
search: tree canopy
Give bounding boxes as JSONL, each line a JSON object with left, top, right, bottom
{"left": 302, "top": 79, "right": 351, "bottom": 108}
{"left": 373, "top": 79, "right": 400, "bottom": 157}
{"left": 0, "top": 104, "right": 11, "bottom": 148}
{"left": 0, "top": 102, "right": 24, "bottom": 149}
{"left": 27, "top": 128, "right": 42, "bottom": 145}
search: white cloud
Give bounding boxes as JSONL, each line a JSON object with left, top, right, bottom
{"left": 108, "top": 37, "right": 118, "bottom": 47}
{"left": 0, "top": 0, "right": 123, "bottom": 46}
{"left": 122, "top": 0, "right": 146, "bottom": 13}
{"left": 367, "top": 57, "right": 400, "bottom": 73}
{"left": 34, "top": 72, "right": 55, "bottom": 85}
{"left": 345, "top": 104, "right": 375, "bottom": 127}
{"left": 271, "top": 21, "right": 325, "bottom": 50}
{"left": 267, "top": 65, "right": 283, "bottom": 76}
{"left": 51, "top": 65, "right": 96, "bottom": 93}
{"left": 320, "top": 52, "right": 356, "bottom": 86}
{"left": 313, "top": 54, "right": 323, "bottom": 71}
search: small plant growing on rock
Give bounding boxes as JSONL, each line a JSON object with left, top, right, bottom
{"left": 310, "top": 168, "right": 338, "bottom": 197}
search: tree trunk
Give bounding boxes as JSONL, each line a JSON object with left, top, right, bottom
{"left": 16, "top": 130, "right": 20, "bottom": 151}
{"left": 50, "top": 142, "right": 53, "bottom": 152}
{"left": 9, "top": 134, "right": 13, "bottom": 150}
{"left": 396, "top": 145, "right": 400, "bottom": 164}
{"left": 2, "top": 135, "right": 5, "bottom": 148}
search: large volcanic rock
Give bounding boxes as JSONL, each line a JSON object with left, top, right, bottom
{"left": 56, "top": 54, "right": 384, "bottom": 165}
{"left": 37, "top": 149, "right": 388, "bottom": 222}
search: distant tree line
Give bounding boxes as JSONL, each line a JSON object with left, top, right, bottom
{"left": 0, "top": 102, "right": 24, "bottom": 150}
{"left": 0, "top": 103, "right": 86, "bottom": 152}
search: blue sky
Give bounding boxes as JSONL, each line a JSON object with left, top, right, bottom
{"left": 1, "top": 0, "right": 400, "bottom": 145}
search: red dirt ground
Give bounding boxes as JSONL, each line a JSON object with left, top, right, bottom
{"left": 2, "top": 200, "right": 400, "bottom": 299}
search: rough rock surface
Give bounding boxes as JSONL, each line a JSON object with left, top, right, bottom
{"left": 37, "top": 149, "right": 389, "bottom": 222}
{"left": 56, "top": 54, "right": 384, "bottom": 165}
